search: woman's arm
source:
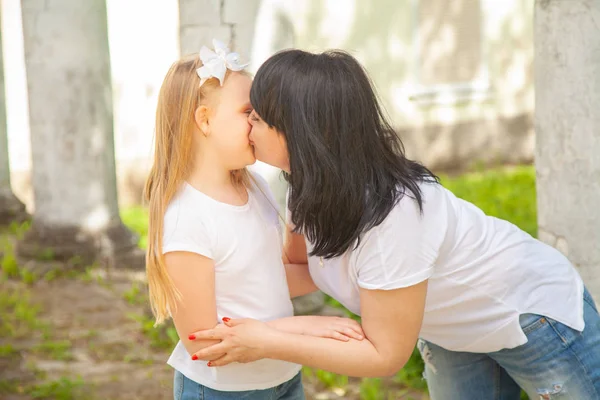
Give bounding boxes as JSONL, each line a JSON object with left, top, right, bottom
{"left": 282, "top": 222, "right": 317, "bottom": 297}
{"left": 268, "top": 281, "right": 426, "bottom": 376}
{"left": 190, "top": 280, "right": 427, "bottom": 377}
{"left": 283, "top": 263, "right": 318, "bottom": 297}
{"left": 165, "top": 252, "right": 221, "bottom": 357}
{"left": 283, "top": 222, "right": 308, "bottom": 264}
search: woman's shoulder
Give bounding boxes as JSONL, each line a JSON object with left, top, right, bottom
{"left": 390, "top": 180, "right": 447, "bottom": 218}
{"left": 365, "top": 180, "right": 451, "bottom": 244}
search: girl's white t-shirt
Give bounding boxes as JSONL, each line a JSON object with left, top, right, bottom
{"left": 303, "top": 181, "right": 584, "bottom": 353}
{"left": 163, "top": 174, "right": 301, "bottom": 391}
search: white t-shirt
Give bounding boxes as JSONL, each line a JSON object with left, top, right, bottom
{"left": 304, "top": 181, "right": 584, "bottom": 353}
{"left": 163, "top": 173, "right": 301, "bottom": 391}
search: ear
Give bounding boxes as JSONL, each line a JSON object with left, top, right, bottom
{"left": 194, "top": 105, "right": 211, "bottom": 136}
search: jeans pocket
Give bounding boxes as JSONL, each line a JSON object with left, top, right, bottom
{"left": 519, "top": 313, "right": 549, "bottom": 335}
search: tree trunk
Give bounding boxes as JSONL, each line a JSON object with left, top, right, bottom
{"left": 17, "top": 0, "right": 142, "bottom": 267}
{"left": 0, "top": 11, "right": 27, "bottom": 226}
{"left": 535, "top": 0, "right": 600, "bottom": 297}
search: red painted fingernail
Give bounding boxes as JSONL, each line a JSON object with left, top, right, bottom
{"left": 188, "top": 334, "right": 196, "bottom": 340}
{"left": 222, "top": 317, "right": 231, "bottom": 322}
{"left": 191, "top": 355, "right": 198, "bottom": 360}
{"left": 207, "top": 362, "right": 212, "bottom": 367}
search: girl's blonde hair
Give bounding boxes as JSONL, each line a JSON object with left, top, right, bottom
{"left": 144, "top": 54, "right": 249, "bottom": 324}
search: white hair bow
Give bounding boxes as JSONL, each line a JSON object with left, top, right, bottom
{"left": 196, "top": 39, "right": 248, "bottom": 87}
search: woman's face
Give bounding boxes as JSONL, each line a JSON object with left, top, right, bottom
{"left": 248, "top": 110, "right": 290, "bottom": 173}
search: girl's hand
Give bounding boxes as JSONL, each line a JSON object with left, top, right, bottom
{"left": 188, "top": 318, "right": 277, "bottom": 366}
{"left": 292, "top": 316, "right": 364, "bottom": 341}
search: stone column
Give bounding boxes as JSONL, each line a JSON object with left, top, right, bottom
{"left": 17, "top": 0, "right": 143, "bottom": 267}
{"left": 178, "top": 0, "right": 259, "bottom": 58}
{"left": 0, "top": 13, "right": 27, "bottom": 226}
{"left": 535, "top": 0, "right": 600, "bottom": 296}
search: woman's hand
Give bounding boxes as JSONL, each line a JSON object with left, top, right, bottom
{"left": 188, "top": 318, "right": 278, "bottom": 366}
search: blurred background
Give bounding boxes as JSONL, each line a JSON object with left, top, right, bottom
{"left": 1, "top": 0, "right": 598, "bottom": 399}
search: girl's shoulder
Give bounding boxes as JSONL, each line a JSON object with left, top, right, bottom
{"left": 164, "top": 185, "right": 212, "bottom": 226}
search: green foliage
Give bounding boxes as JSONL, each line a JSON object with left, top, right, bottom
{"left": 28, "top": 377, "right": 85, "bottom": 400}
{"left": 129, "top": 313, "right": 179, "bottom": 351}
{"left": 0, "top": 286, "right": 45, "bottom": 339}
{"left": 121, "top": 206, "right": 149, "bottom": 249}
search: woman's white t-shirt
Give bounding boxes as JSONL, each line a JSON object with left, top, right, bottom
{"left": 163, "top": 174, "right": 301, "bottom": 391}
{"left": 304, "top": 181, "right": 584, "bottom": 353}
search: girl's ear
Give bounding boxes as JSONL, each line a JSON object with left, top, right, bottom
{"left": 194, "top": 105, "right": 210, "bottom": 136}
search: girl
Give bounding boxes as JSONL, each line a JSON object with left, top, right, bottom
{"left": 144, "top": 41, "right": 363, "bottom": 400}
{"left": 189, "top": 49, "right": 600, "bottom": 400}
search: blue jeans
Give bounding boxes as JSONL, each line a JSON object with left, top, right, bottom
{"left": 173, "top": 371, "right": 305, "bottom": 400}
{"left": 418, "top": 288, "right": 600, "bottom": 399}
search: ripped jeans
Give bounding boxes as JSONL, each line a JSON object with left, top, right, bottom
{"left": 417, "top": 288, "right": 600, "bottom": 399}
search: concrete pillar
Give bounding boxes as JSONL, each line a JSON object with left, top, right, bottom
{"left": 178, "top": 0, "right": 259, "bottom": 58}
{"left": 17, "top": 0, "right": 143, "bottom": 267}
{"left": 0, "top": 11, "right": 27, "bottom": 225}
{"left": 535, "top": 0, "right": 600, "bottom": 296}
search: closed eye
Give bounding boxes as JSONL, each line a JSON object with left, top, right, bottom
{"left": 249, "top": 111, "right": 260, "bottom": 122}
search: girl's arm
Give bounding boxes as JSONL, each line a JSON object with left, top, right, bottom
{"left": 165, "top": 251, "right": 221, "bottom": 357}
{"left": 190, "top": 280, "right": 427, "bottom": 377}
{"left": 267, "top": 315, "right": 364, "bottom": 341}
{"left": 168, "top": 252, "right": 360, "bottom": 352}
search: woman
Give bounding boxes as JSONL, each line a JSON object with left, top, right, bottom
{"left": 188, "top": 49, "right": 600, "bottom": 399}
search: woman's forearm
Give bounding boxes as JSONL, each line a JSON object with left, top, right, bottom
{"left": 284, "top": 263, "right": 318, "bottom": 298}
{"left": 265, "top": 330, "right": 406, "bottom": 377}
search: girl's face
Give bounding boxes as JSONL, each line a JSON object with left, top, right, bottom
{"left": 247, "top": 110, "right": 290, "bottom": 173}
{"left": 206, "top": 73, "right": 256, "bottom": 170}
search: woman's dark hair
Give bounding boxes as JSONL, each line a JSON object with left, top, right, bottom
{"left": 251, "top": 49, "right": 438, "bottom": 259}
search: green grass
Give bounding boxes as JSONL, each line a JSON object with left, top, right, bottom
{"left": 129, "top": 313, "right": 179, "bottom": 351}
{"left": 0, "top": 285, "right": 46, "bottom": 339}
{"left": 0, "top": 344, "right": 17, "bottom": 357}
{"left": 120, "top": 165, "right": 538, "bottom": 395}
{"left": 1, "top": 222, "right": 46, "bottom": 285}
{"left": 27, "top": 377, "right": 85, "bottom": 400}
{"left": 121, "top": 206, "right": 149, "bottom": 249}
{"left": 123, "top": 281, "right": 147, "bottom": 306}
{"left": 32, "top": 340, "right": 74, "bottom": 361}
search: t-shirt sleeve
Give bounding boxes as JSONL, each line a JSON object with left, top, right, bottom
{"left": 352, "top": 184, "right": 447, "bottom": 290}
{"left": 162, "top": 204, "right": 214, "bottom": 259}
